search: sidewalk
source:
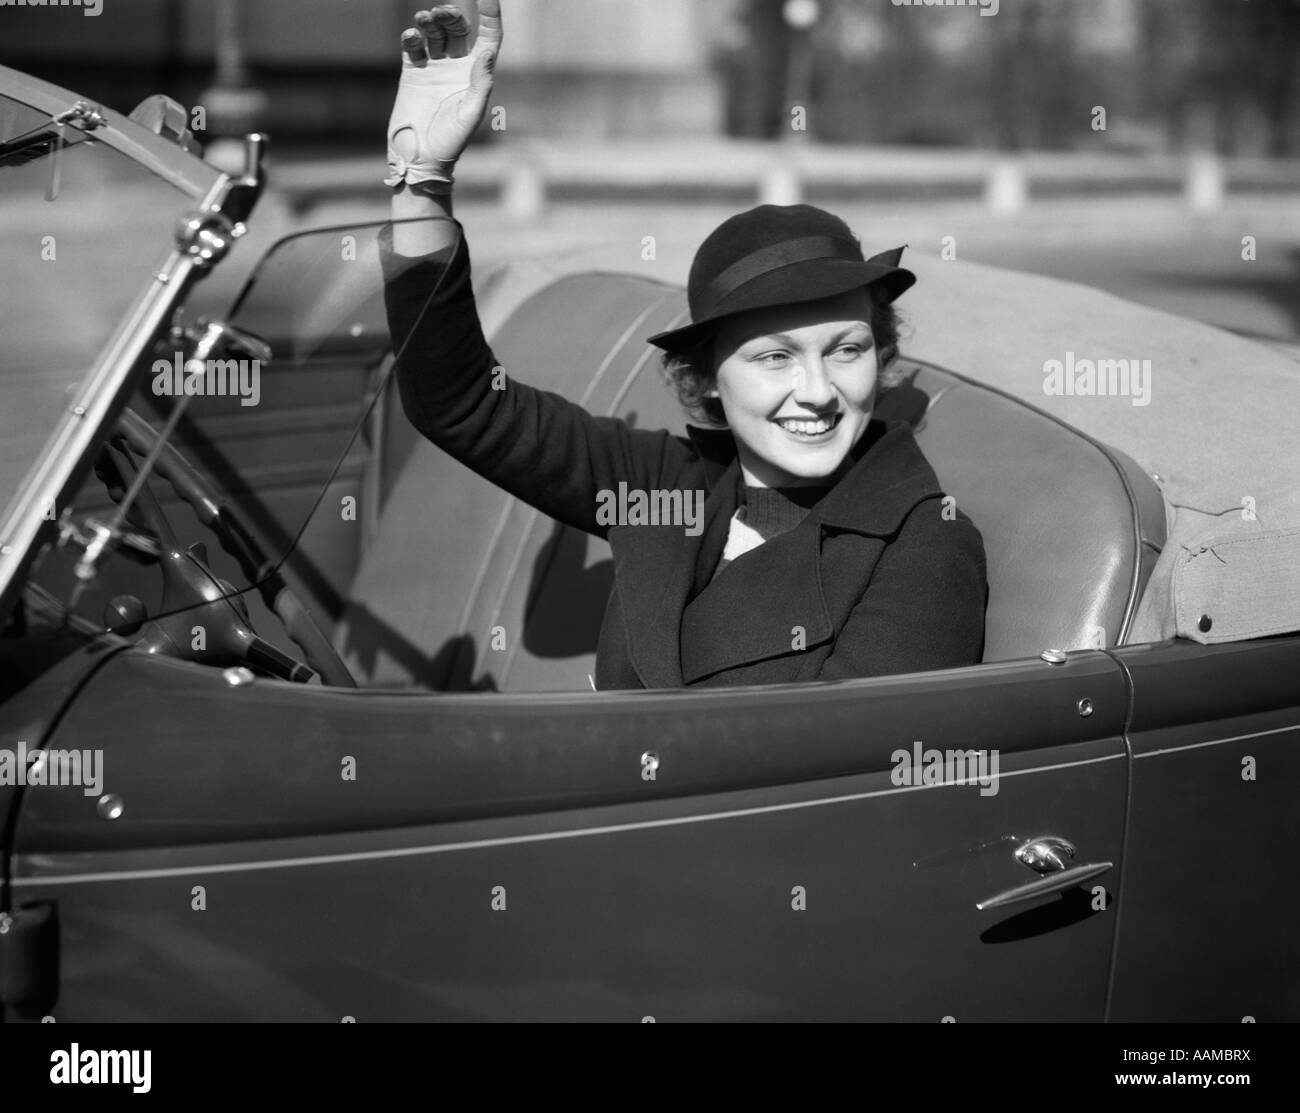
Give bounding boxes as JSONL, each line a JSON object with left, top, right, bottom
{"left": 264, "top": 137, "right": 1300, "bottom": 216}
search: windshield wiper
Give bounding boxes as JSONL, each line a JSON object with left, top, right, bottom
{"left": 0, "top": 102, "right": 105, "bottom": 161}
{"left": 0, "top": 101, "right": 105, "bottom": 198}
{"left": 0, "top": 128, "right": 65, "bottom": 167}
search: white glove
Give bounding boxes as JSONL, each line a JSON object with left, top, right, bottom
{"left": 384, "top": 4, "right": 502, "bottom": 190}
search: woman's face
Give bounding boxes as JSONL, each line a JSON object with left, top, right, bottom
{"left": 712, "top": 288, "right": 878, "bottom": 488}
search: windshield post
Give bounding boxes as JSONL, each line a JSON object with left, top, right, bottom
{"left": 0, "top": 111, "right": 264, "bottom": 625}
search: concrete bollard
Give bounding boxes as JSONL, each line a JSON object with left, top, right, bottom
{"left": 759, "top": 164, "right": 803, "bottom": 206}
{"left": 502, "top": 160, "right": 547, "bottom": 223}
{"left": 985, "top": 157, "right": 1028, "bottom": 218}
{"left": 1185, "top": 151, "right": 1225, "bottom": 215}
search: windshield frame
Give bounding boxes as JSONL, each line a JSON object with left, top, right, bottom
{"left": 0, "top": 64, "right": 221, "bottom": 196}
{"left": 0, "top": 64, "right": 232, "bottom": 627}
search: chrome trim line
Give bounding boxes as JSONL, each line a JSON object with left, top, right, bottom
{"left": 1133, "top": 721, "right": 1298, "bottom": 759}
{"left": 14, "top": 750, "right": 1124, "bottom": 887}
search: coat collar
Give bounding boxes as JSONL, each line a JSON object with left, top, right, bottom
{"left": 610, "top": 418, "right": 944, "bottom": 687}
{"left": 685, "top": 418, "right": 942, "bottom": 537}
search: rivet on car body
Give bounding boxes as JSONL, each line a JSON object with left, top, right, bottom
{"left": 1077, "top": 698, "right": 1094, "bottom": 717}
{"left": 97, "top": 794, "right": 124, "bottom": 820}
{"left": 223, "top": 666, "right": 255, "bottom": 686}
{"left": 1040, "top": 649, "right": 1068, "bottom": 665}
{"left": 153, "top": 271, "right": 169, "bottom": 284}
{"left": 1198, "top": 614, "right": 1212, "bottom": 632}
{"left": 71, "top": 405, "right": 85, "bottom": 417}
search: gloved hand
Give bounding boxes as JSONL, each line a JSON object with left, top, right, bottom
{"left": 384, "top": 3, "right": 503, "bottom": 190}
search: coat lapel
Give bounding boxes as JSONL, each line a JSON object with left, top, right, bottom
{"left": 606, "top": 452, "right": 741, "bottom": 688}
{"left": 679, "top": 519, "right": 833, "bottom": 683}
{"left": 606, "top": 419, "right": 945, "bottom": 688}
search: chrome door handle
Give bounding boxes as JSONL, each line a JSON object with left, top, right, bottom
{"left": 976, "top": 836, "right": 1113, "bottom": 911}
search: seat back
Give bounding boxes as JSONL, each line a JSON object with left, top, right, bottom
{"left": 874, "top": 363, "right": 1166, "bottom": 660}
{"left": 336, "top": 273, "right": 1165, "bottom": 689}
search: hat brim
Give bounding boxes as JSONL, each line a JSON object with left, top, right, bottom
{"left": 646, "top": 256, "right": 916, "bottom": 354}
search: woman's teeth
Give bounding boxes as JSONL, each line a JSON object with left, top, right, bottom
{"left": 776, "top": 414, "right": 841, "bottom": 436}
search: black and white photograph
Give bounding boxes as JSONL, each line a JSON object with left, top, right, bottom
{"left": 0, "top": 0, "right": 1298, "bottom": 1076}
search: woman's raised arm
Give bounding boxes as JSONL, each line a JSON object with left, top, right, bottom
{"left": 380, "top": 3, "right": 702, "bottom": 538}
{"left": 387, "top": 2, "right": 501, "bottom": 254}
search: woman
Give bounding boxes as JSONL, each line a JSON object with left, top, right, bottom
{"left": 382, "top": 3, "right": 987, "bottom": 689}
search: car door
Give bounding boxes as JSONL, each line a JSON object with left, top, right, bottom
{"left": 1106, "top": 635, "right": 1300, "bottom": 1021}
{"left": 5, "top": 645, "right": 1127, "bottom": 1021}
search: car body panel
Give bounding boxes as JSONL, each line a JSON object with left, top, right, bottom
{"left": 11, "top": 648, "right": 1128, "bottom": 1020}
{"left": 0, "top": 640, "right": 130, "bottom": 859}
{"left": 1106, "top": 637, "right": 1300, "bottom": 1021}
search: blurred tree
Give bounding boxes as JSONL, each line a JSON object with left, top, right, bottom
{"left": 1204, "top": 0, "right": 1300, "bottom": 155}
{"left": 1138, "top": 0, "right": 1299, "bottom": 155}
{"left": 718, "top": 0, "right": 793, "bottom": 138}
{"left": 1257, "top": 0, "right": 1300, "bottom": 154}
{"left": 714, "top": 0, "right": 1297, "bottom": 155}
{"left": 986, "top": 0, "right": 1045, "bottom": 151}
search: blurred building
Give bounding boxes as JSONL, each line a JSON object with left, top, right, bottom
{"left": 727, "top": 0, "right": 1296, "bottom": 154}
{"left": 0, "top": 0, "right": 1295, "bottom": 154}
{"left": 0, "top": 0, "right": 730, "bottom": 147}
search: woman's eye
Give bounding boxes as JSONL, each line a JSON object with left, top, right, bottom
{"left": 832, "top": 343, "right": 867, "bottom": 360}
{"left": 756, "top": 351, "right": 791, "bottom": 366}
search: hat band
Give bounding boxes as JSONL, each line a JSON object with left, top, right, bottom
{"left": 699, "top": 234, "right": 863, "bottom": 313}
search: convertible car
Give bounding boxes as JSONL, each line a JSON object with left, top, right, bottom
{"left": 2, "top": 66, "right": 1298, "bottom": 1022}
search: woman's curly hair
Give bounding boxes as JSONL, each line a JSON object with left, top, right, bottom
{"left": 660, "top": 289, "right": 905, "bottom": 427}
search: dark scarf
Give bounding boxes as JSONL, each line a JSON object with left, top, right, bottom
{"left": 708, "top": 484, "right": 830, "bottom": 582}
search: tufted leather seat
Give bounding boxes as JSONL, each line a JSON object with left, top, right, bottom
{"left": 334, "top": 272, "right": 1166, "bottom": 690}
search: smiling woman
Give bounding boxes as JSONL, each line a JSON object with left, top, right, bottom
{"left": 652, "top": 203, "right": 909, "bottom": 490}
{"left": 662, "top": 269, "right": 904, "bottom": 433}
{"left": 380, "top": 1, "right": 988, "bottom": 688}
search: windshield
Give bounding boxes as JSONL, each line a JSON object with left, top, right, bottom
{"left": 0, "top": 91, "right": 196, "bottom": 522}
{"left": 9, "top": 217, "right": 457, "bottom": 691}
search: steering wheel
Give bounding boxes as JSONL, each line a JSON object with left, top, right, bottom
{"left": 96, "top": 406, "right": 357, "bottom": 687}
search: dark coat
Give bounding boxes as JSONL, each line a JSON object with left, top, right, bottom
{"left": 382, "top": 224, "right": 988, "bottom": 690}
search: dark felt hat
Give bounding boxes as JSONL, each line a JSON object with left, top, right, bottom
{"left": 646, "top": 203, "right": 915, "bottom": 354}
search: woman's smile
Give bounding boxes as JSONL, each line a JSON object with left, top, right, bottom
{"left": 773, "top": 410, "right": 844, "bottom": 442}
{"left": 713, "top": 287, "right": 879, "bottom": 488}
